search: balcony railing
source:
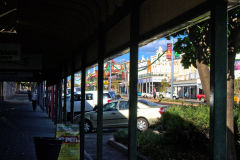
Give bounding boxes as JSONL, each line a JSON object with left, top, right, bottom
{"left": 138, "top": 73, "right": 167, "bottom": 78}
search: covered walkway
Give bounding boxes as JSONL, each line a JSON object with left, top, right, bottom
{"left": 0, "top": 93, "right": 127, "bottom": 160}
{"left": 1, "top": 0, "right": 238, "bottom": 159}
{"left": 0, "top": 94, "right": 56, "bottom": 160}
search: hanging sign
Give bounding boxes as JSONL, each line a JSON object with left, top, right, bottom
{"left": 0, "top": 43, "right": 21, "bottom": 61}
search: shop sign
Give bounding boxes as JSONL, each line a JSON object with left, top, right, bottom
{"left": 0, "top": 43, "right": 21, "bottom": 61}
{"left": 56, "top": 124, "right": 80, "bottom": 160}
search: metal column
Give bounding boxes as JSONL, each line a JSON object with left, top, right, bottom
{"left": 210, "top": 1, "right": 227, "bottom": 159}
{"left": 97, "top": 29, "right": 104, "bottom": 160}
{"left": 55, "top": 84, "right": 58, "bottom": 124}
{"left": 152, "top": 80, "right": 153, "bottom": 95}
{"left": 145, "top": 80, "right": 147, "bottom": 93}
{"left": 46, "top": 84, "right": 49, "bottom": 115}
{"left": 63, "top": 77, "right": 67, "bottom": 123}
{"left": 70, "top": 73, "right": 75, "bottom": 123}
{"left": 129, "top": 0, "right": 139, "bottom": 159}
{"left": 80, "top": 65, "right": 86, "bottom": 160}
{"left": 109, "top": 60, "right": 112, "bottom": 90}
{"left": 148, "top": 79, "right": 150, "bottom": 94}
{"left": 58, "top": 80, "right": 62, "bottom": 123}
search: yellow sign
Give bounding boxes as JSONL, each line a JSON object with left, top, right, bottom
{"left": 56, "top": 124, "right": 80, "bottom": 160}
{"left": 104, "top": 80, "right": 109, "bottom": 85}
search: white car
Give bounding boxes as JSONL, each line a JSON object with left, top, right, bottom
{"left": 159, "top": 91, "right": 179, "bottom": 99}
{"left": 74, "top": 99, "right": 167, "bottom": 132}
{"left": 74, "top": 91, "right": 113, "bottom": 106}
{"left": 141, "top": 93, "right": 153, "bottom": 98}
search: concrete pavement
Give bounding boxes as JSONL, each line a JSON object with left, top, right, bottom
{"left": 0, "top": 94, "right": 127, "bottom": 160}
{"left": 0, "top": 94, "right": 56, "bottom": 160}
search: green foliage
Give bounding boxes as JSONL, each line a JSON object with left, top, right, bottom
{"left": 235, "top": 79, "right": 240, "bottom": 94}
{"left": 169, "top": 7, "right": 240, "bottom": 69}
{"left": 74, "top": 84, "right": 80, "bottom": 87}
{"left": 113, "top": 105, "right": 240, "bottom": 160}
{"left": 158, "top": 98, "right": 184, "bottom": 103}
{"left": 234, "top": 104, "right": 240, "bottom": 131}
{"left": 159, "top": 82, "right": 170, "bottom": 93}
{"left": 160, "top": 105, "right": 210, "bottom": 134}
{"left": 113, "top": 129, "right": 128, "bottom": 146}
{"left": 137, "top": 130, "right": 162, "bottom": 159}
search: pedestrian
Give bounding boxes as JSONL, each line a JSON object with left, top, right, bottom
{"left": 153, "top": 87, "right": 156, "bottom": 99}
{"left": 27, "top": 90, "right": 32, "bottom": 101}
{"left": 32, "top": 90, "right": 37, "bottom": 111}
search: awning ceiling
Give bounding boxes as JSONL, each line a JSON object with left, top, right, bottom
{"left": 0, "top": 0, "right": 238, "bottom": 82}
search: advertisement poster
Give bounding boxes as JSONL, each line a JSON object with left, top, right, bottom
{"left": 235, "top": 60, "right": 240, "bottom": 70}
{"left": 56, "top": 124, "right": 80, "bottom": 160}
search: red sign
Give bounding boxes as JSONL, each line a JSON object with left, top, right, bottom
{"left": 166, "top": 43, "right": 172, "bottom": 59}
{"left": 58, "top": 135, "right": 79, "bottom": 144}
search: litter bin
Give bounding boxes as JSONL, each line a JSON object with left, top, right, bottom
{"left": 33, "top": 137, "right": 63, "bottom": 160}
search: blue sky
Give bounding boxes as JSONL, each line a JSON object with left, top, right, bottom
{"left": 114, "top": 37, "right": 173, "bottom": 63}
{"left": 75, "top": 37, "right": 176, "bottom": 76}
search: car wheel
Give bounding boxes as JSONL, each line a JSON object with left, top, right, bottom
{"left": 200, "top": 97, "right": 205, "bottom": 103}
{"left": 84, "top": 120, "right": 92, "bottom": 133}
{"left": 137, "top": 118, "right": 149, "bottom": 131}
{"left": 173, "top": 96, "right": 176, "bottom": 100}
{"left": 159, "top": 94, "right": 163, "bottom": 98}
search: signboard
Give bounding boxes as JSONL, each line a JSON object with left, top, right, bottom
{"left": 56, "top": 124, "right": 80, "bottom": 160}
{"left": 0, "top": 44, "right": 21, "bottom": 61}
{"left": 166, "top": 43, "right": 172, "bottom": 59}
{"left": 104, "top": 80, "right": 109, "bottom": 85}
{"left": 235, "top": 60, "right": 240, "bottom": 70}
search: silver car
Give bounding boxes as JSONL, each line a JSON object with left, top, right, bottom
{"left": 74, "top": 99, "right": 167, "bottom": 132}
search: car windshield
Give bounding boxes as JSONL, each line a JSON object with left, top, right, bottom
{"left": 138, "top": 99, "right": 159, "bottom": 107}
{"left": 103, "top": 102, "right": 118, "bottom": 111}
{"left": 75, "top": 88, "right": 81, "bottom": 92}
{"left": 103, "top": 93, "right": 111, "bottom": 98}
{"left": 67, "top": 89, "right": 71, "bottom": 94}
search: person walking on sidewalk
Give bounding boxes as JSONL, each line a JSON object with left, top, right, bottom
{"left": 27, "top": 90, "right": 32, "bottom": 101}
{"left": 32, "top": 90, "right": 38, "bottom": 111}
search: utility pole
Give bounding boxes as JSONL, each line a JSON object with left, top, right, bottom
{"left": 170, "top": 39, "right": 174, "bottom": 99}
{"left": 109, "top": 61, "right": 112, "bottom": 91}
{"left": 124, "top": 62, "right": 128, "bottom": 96}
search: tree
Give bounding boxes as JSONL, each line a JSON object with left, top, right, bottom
{"left": 159, "top": 81, "right": 170, "bottom": 93}
{"left": 171, "top": 7, "right": 240, "bottom": 160}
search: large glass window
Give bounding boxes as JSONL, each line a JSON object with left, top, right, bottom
{"left": 119, "top": 101, "right": 129, "bottom": 110}
{"left": 103, "top": 93, "right": 111, "bottom": 99}
{"left": 86, "top": 94, "right": 93, "bottom": 100}
{"left": 103, "top": 102, "right": 118, "bottom": 111}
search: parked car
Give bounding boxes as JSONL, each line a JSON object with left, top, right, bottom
{"left": 159, "top": 91, "right": 179, "bottom": 99}
{"left": 196, "top": 94, "right": 205, "bottom": 102}
{"left": 197, "top": 94, "right": 240, "bottom": 103}
{"left": 142, "top": 93, "right": 153, "bottom": 98}
{"left": 107, "top": 91, "right": 116, "bottom": 99}
{"left": 74, "top": 99, "right": 167, "bottom": 132}
{"left": 73, "top": 90, "right": 114, "bottom": 105}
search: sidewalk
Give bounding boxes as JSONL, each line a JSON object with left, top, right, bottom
{"left": 0, "top": 94, "right": 56, "bottom": 160}
{"left": 0, "top": 94, "right": 127, "bottom": 160}
{"left": 84, "top": 132, "right": 128, "bottom": 160}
